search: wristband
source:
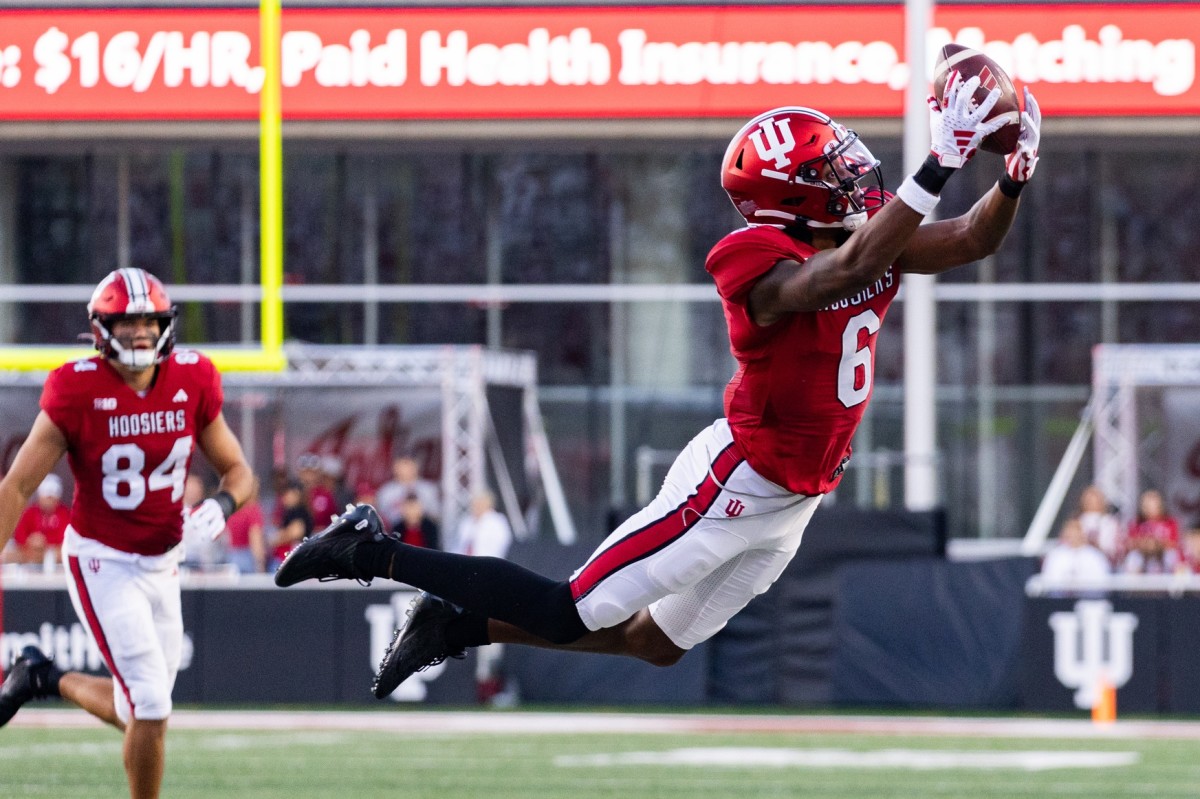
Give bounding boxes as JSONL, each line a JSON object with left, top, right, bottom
{"left": 213, "top": 490, "right": 237, "bottom": 520}
{"left": 913, "top": 154, "right": 955, "bottom": 195}
{"left": 896, "top": 176, "right": 940, "bottom": 216}
{"left": 998, "top": 173, "right": 1026, "bottom": 199}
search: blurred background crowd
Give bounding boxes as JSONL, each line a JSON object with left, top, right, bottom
{"left": 1, "top": 453, "right": 514, "bottom": 578}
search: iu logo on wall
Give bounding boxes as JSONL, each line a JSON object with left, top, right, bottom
{"left": 1047, "top": 600, "right": 1139, "bottom": 709}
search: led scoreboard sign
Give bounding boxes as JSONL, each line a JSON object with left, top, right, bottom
{"left": 0, "top": 5, "right": 1195, "bottom": 120}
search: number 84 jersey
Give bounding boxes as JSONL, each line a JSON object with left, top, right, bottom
{"left": 40, "top": 350, "right": 223, "bottom": 556}
{"left": 706, "top": 225, "right": 900, "bottom": 498}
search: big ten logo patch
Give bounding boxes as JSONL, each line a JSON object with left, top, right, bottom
{"left": 1048, "top": 600, "right": 1138, "bottom": 709}
{"left": 364, "top": 591, "right": 448, "bottom": 702}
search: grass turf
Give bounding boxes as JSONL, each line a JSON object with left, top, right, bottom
{"left": 3, "top": 720, "right": 1200, "bottom": 798}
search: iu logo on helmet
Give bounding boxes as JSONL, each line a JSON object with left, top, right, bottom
{"left": 749, "top": 118, "right": 795, "bottom": 179}
{"left": 725, "top": 499, "right": 746, "bottom": 517}
{"left": 88, "top": 558, "right": 101, "bottom": 573}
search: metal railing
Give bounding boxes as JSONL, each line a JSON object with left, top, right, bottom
{"left": 4, "top": 281, "right": 1200, "bottom": 304}
{"left": 1026, "top": 572, "right": 1200, "bottom": 597}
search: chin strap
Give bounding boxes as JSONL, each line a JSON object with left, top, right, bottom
{"left": 106, "top": 335, "right": 156, "bottom": 370}
{"left": 841, "top": 211, "right": 868, "bottom": 230}
{"left": 807, "top": 212, "right": 868, "bottom": 232}
{"left": 755, "top": 205, "right": 870, "bottom": 231}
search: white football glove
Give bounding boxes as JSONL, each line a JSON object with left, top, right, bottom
{"left": 184, "top": 498, "right": 228, "bottom": 541}
{"left": 927, "top": 71, "right": 1007, "bottom": 169}
{"left": 1004, "top": 87, "right": 1041, "bottom": 183}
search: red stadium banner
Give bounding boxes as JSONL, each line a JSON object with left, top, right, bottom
{"left": 0, "top": 4, "right": 1195, "bottom": 120}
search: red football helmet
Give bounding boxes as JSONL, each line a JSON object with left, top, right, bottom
{"left": 87, "top": 268, "right": 178, "bottom": 370}
{"left": 721, "top": 107, "right": 885, "bottom": 230}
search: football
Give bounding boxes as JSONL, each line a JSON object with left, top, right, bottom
{"left": 932, "top": 43, "right": 1021, "bottom": 155}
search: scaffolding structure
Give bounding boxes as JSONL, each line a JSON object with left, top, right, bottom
{"left": 0, "top": 344, "right": 577, "bottom": 545}
{"left": 1091, "top": 345, "right": 1200, "bottom": 526}
{"left": 1023, "top": 344, "right": 1200, "bottom": 554}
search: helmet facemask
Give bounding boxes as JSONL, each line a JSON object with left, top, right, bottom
{"left": 793, "top": 130, "right": 885, "bottom": 231}
{"left": 91, "top": 311, "right": 177, "bottom": 371}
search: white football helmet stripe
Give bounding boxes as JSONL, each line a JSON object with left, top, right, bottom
{"left": 118, "top": 267, "right": 154, "bottom": 313}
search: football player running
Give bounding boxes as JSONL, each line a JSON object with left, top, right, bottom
{"left": 0, "top": 268, "right": 255, "bottom": 799}
{"left": 276, "top": 74, "right": 1041, "bottom": 698}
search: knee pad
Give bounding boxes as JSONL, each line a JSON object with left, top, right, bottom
{"left": 126, "top": 680, "right": 173, "bottom": 721}
{"left": 112, "top": 678, "right": 172, "bottom": 724}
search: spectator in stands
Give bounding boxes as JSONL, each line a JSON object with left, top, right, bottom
{"left": 454, "top": 490, "right": 514, "bottom": 705}
{"left": 1040, "top": 516, "right": 1111, "bottom": 597}
{"left": 181, "top": 474, "right": 225, "bottom": 571}
{"left": 321, "top": 455, "right": 354, "bottom": 510}
{"left": 269, "top": 480, "right": 314, "bottom": 571}
{"left": 266, "top": 465, "right": 289, "bottom": 529}
{"left": 392, "top": 493, "right": 440, "bottom": 550}
{"left": 1076, "top": 484, "right": 1121, "bottom": 564}
{"left": 6, "top": 474, "right": 69, "bottom": 569}
{"left": 376, "top": 455, "right": 440, "bottom": 528}
{"left": 1119, "top": 488, "right": 1181, "bottom": 574}
{"left": 1176, "top": 524, "right": 1200, "bottom": 574}
{"left": 297, "top": 453, "right": 336, "bottom": 528}
{"left": 354, "top": 480, "right": 377, "bottom": 507}
{"left": 224, "top": 488, "right": 267, "bottom": 574}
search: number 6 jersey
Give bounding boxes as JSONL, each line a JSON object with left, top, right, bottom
{"left": 40, "top": 350, "right": 223, "bottom": 556}
{"left": 706, "top": 224, "right": 900, "bottom": 497}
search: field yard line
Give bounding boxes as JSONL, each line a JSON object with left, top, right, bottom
{"left": 554, "top": 747, "right": 1143, "bottom": 771}
{"left": 12, "top": 708, "right": 1200, "bottom": 740}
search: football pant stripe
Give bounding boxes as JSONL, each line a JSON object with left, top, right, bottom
{"left": 569, "top": 442, "right": 743, "bottom": 602}
{"left": 67, "top": 555, "right": 136, "bottom": 716}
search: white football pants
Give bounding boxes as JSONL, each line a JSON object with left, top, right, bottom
{"left": 63, "top": 527, "right": 184, "bottom": 723}
{"left": 570, "top": 419, "right": 821, "bottom": 649}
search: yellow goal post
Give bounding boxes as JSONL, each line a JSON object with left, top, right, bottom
{"left": 0, "top": 0, "right": 284, "bottom": 374}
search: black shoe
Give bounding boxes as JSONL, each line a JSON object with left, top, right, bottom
{"left": 0, "top": 645, "right": 62, "bottom": 727}
{"left": 274, "top": 504, "right": 395, "bottom": 587}
{"left": 372, "top": 593, "right": 466, "bottom": 699}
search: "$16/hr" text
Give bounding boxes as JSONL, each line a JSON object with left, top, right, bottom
{"left": 31, "top": 27, "right": 265, "bottom": 94}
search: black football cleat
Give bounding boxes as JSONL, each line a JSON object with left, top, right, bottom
{"left": 372, "top": 593, "right": 466, "bottom": 699}
{"left": 274, "top": 503, "right": 396, "bottom": 587}
{"left": 0, "top": 645, "right": 62, "bottom": 727}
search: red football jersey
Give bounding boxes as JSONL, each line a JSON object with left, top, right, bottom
{"left": 40, "top": 351, "right": 223, "bottom": 556}
{"left": 706, "top": 225, "right": 900, "bottom": 496}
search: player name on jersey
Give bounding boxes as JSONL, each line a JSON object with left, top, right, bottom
{"left": 822, "top": 268, "right": 895, "bottom": 312}
{"left": 106, "top": 410, "right": 189, "bottom": 439}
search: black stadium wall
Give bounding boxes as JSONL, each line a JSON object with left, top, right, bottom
{"left": 0, "top": 508, "right": 933, "bottom": 706}
{"left": 4, "top": 508, "right": 1197, "bottom": 711}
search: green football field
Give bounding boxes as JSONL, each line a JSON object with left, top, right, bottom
{"left": 3, "top": 708, "right": 1200, "bottom": 798}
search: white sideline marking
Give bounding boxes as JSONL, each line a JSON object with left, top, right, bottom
{"left": 0, "top": 733, "right": 348, "bottom": 759}
{"left": 556, "top": 747, "right": 1140, "bottom": 772}
{"left": 0, "top": 740, "right": 121, "bottom": 757}
{"left": 11, "top": 709, "right": 1200, "bottom": 740}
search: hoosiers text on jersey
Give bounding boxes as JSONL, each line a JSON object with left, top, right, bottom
{"left": 40, "top": 350, "right": 223, "bottom": 556}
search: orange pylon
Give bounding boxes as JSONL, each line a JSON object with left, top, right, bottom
{"left": 1092, "top": 675, "right": 1117, "bottom": 725}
